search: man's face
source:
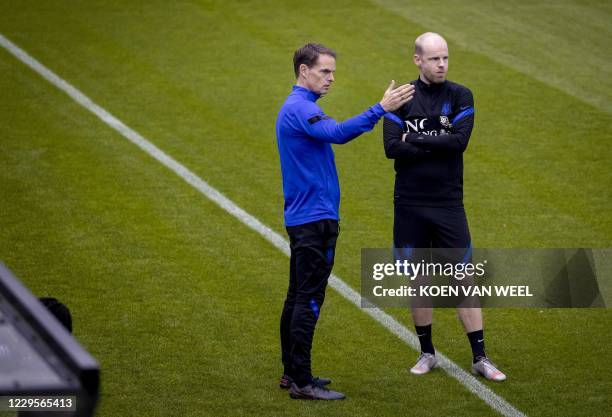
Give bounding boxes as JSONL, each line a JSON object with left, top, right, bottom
{"left": 414, "top": 41, "right": 449, "bottom": 84}
{"left": 301, "top": 54, "right": 336, "bottom": 95}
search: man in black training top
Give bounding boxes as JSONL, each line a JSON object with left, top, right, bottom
{"left": 383, "top": 32, "right": 506, "bottom": 381}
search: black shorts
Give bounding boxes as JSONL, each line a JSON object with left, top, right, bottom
{"left": 393, "top": 205, "right": 471, "bottom": 249}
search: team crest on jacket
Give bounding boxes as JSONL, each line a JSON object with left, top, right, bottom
{"left": 439, "top": 115, "right": 451, "bottom": 128}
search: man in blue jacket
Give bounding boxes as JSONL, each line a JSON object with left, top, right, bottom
{"left": 276, "top": 43, "right": 414, "bottom": 400}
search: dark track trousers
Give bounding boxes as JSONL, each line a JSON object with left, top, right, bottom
{"left": 280, "top": 219, "right": 339, "bottom": 387}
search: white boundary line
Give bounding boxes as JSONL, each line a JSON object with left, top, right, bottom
{"left": 0, "top": 33, "right": 526, "bottom": 417}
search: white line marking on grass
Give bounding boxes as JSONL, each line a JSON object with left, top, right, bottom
{"left": 0, "top": 33, "right": 526, "bottom": 417}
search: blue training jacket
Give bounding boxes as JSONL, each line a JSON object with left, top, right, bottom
{"left": 276, "top": 85, "right": 385, "bottom": 227}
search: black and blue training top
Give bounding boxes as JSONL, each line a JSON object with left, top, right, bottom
{"left": 383, "top": 78, "right": 475, "bottom": 207}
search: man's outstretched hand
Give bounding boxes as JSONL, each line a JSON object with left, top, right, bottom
{"left": 379, "top": 80, "right": 415, "bottom": 112}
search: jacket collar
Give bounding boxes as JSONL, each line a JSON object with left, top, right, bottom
{"left": 416, "top": 77, "right": 447, "bottom": 92}
{"left": 292, "top": 85, "right": 321, "bottom": 102}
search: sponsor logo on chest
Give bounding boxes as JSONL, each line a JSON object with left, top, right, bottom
{"left": 405, "top": 116, "right": 452, "bottom": 136}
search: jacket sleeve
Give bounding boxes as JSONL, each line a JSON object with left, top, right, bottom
{"left": 295, "top": 101, "right": 386, "bottom": 144}
{"left": 406, "top": 88, "right": 474, "bottom": 153}
{"left": 382, "top": 112, "right": 429, "bottom": 159}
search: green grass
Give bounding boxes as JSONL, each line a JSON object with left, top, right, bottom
{"left": 0, "top": 1, "right": 611, "bottom": 416}
{"left": 371, "top": 0, "right": 612, "bottom": 113}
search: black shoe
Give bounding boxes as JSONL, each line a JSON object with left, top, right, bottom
{"left": 279, "top": 374, "right": 332, "bottom": 389}
{"left": 289, "top": 382, "right": 345, "bottom": 400}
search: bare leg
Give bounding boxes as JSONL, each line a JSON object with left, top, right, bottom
{"left": 411, "top": 307, "right": 433, "bottom": 326}
{"left": 457, "top": 307, "right": 483, "bottom": 332}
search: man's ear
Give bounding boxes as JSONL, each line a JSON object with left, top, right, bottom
{"left": 413, "top": 54, "right": 420, "bottom": 67}
{"left": 299, "top": 63, "right": 309, "bottom": 78}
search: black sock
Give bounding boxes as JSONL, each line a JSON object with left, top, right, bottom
{"left": 415, "top": 324, "right": 435, "bottom": 354}
{"left": 467, "top": 329, "right": 486, "bottom": 363}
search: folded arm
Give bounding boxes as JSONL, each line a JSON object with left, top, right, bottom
{"left": 383, "top": 112, "right": 428, "bottom": 159}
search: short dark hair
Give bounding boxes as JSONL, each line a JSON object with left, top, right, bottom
{"left": 293, "top": 43, "right": 336, "bottom": 78}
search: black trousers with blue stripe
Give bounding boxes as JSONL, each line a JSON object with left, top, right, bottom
{"left": 281, "top": 219, "right": 339, "bottom": 387}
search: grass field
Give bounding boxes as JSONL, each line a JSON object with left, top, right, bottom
{"left": 0, "top": 1, "right": 611, "bottom": 416}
